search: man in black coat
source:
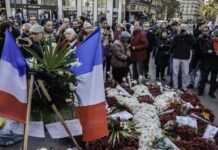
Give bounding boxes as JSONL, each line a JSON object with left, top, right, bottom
{"left": 171, "top": 25, "right": 195, "bottom": 90}
{"left": 198, "top": 26, "right": 218, "bottom": 98}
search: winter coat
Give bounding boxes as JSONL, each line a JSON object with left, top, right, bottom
{"left": 111, "top": 40, "right": 129, "bottom": 68}
{"left": 198, "top": 34, "right": 218, "bottom": 71}
{"left": 171, "top": 33, "right": 194, "bottom": 60}
{"left": 130, "top": 30, "right": 148, "bottom": 61}
{"left": 155, "top": 38, "right": 170, "bottom": 67}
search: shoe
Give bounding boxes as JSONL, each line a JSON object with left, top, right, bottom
{"left": 209, "top": 93, "right": 216, "bottom": 99}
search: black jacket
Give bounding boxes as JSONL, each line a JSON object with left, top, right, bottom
{"left": 155, "top": 38, "right": 170, "bottom": 67}
{"left": 198, "top": 34, "right": 218, "bottom": 71}
{"left": 171, "top": 33, "right": 195, "bottom": 60}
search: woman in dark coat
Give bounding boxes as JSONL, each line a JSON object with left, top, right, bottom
{"left": 155, "top": 30, "right": 170, "bottom": 81}
{"left": 111, "top": 31, "right": 131, "bottom": 83}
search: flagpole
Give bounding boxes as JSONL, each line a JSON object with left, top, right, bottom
{"left": 23, "top": 74, "right": 34, "bottom": 150}
{"left": 37, "top": 80, "right": 81, "bottom": 150}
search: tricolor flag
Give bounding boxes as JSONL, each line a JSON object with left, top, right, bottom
{"left": 0, "top": 31, "right": 27, "bottom": 123}
{"left": 71, "top": 28, "right": 108, "bottom": 141}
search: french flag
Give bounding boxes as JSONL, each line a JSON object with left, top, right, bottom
{"left": 0, "top": 31, "right": 27, "bottom": 123}
{"left": 71, "top": 28, "right": 108, "bottom": 142}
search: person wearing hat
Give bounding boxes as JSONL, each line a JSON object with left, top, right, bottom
{"left": 18, "top": 24, "right": 44, "bottom": 58}
{"left": 111, "top": 31, "right": 131, "bottom": 83}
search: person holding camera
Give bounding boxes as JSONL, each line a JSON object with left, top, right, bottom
{"left": 17, "top": 24, "right": 44, "bottom": 58}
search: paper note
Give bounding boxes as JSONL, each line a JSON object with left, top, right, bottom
{"left": 10, "top": 121, "right": 45, "bottom": 138}
{"left": 176, "top": 116, "right": 197, "bottom": 128}
{"left": 110, "top": 111, "right": 133, "bottom": 121}
{"left": 203, "top": 125, "right": 218, "bottom": 139}
{"left": 46, "top": 119, "right": 82, "bottom": 139}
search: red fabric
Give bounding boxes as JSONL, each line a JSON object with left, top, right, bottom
{"left": 0, "top": 91, "right": 27, "bottom": 123}
{"left": 131, "top": 30, "right": 148, "bottom": 61}
{"left": 76, "top": 102, "right": 108, "bottom": 142}
{"left": 213, "top": 38, "right": 218, "bottom": 54}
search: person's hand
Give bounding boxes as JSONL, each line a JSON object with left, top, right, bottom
{"left": 59, "top": 24, "right": 68, "bottom": 32}
{"left": 16, "top": 37, "right": 32, "bottom": 48}
{"left": 132, "top": 46, "right": 136, "bottom": 50}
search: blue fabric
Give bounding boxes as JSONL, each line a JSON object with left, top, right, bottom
{"left": 1, "top": 31, "right": 26, "bottom": 76}
{"left": 71, "top": 28, "right": 103, "bottom": 75}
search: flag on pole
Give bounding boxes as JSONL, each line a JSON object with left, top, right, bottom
{"left": 71, "top": 28, "right": 108, "bottom": 142}
{"left": 0, "top": 31, "right": 27, "bottom": 123}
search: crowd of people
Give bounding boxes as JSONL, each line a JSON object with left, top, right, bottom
{"left": 0, "top": 16, "right": 218, "bottom": 98}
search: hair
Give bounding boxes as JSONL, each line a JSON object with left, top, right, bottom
{"left": 100, "top": 16, "right": 107, "bottom": 23}
{"left": 79, "top": 16, "right": 86, "bottom": 23}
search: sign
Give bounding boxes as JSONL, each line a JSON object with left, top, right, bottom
{"left": 10, "top": 121, "right": 45, "bottom": 138}
{"left": 203, "top": 125, "right": 218, "bottom": 139}
{"left": 11, "top": 4, "right": 57, "bottom": 10}
{"left": 46, "top": 119, "right": 82, "bottom": 139}
{"left": 176, "top": 116, "right": 197, "bottom": 128}
{"left": 110, "top": 111, "right": 133, "bottom": 121}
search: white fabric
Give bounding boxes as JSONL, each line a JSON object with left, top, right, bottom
{"left": 0, "top": 60, "right": 27, "bottom": 103}
{"left": 76, "top": 64, "right": 105, "bottom": 106}
{"left": 172, "top": 58, "right": 190, "bottom": 89}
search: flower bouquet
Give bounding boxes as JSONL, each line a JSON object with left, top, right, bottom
{"left": 24, "top": 37, "right": 78, "bottom": 122}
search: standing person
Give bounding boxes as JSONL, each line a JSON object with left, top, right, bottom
{"left": 29, "top": 16, "right": 38, "bottom": 25}
{"left": 43, "top": 20, "right": 55, "bottom": 41}
{"left": 130, "top": 21, "right": 149, "bottom": 81}
{"left": 82, "top": 21, "right": 95, "bottom": 40}
{"left": 111, "top": 31, "right": 131, "bottom": 83}
{"left": 18, "top": 24, "right": 44, "bottom": 58}
{"left": 155, "top": 30, "right": 170, "bottom": 81}
{"left": 114, "top": 24, "right": 125, "bottom": 40}
{"left": 56, "top": 28, "right": 78, "bottom": 50}
{"left": 56, "top": 18, "right": 70, "bottom": 41}
{"left": 20, "top": 23, "right": 32, "bottom": 38}
{"left": 100, "top": 17, "right": 114, "bottom": 78}
{"left": 171, "top": 25, "right": 194, "bottom": 90}
{"left": 198, "top": 27, "right": 218, "bottom": 98}
{"left": 143, "top": 22, "right": 152, "bottom": 78}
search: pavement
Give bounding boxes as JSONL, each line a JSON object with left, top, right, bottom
{"left": 199, "top": 88, "right": 218, "bottom": 125}
{"left": 0, "top": 135, "right": 76, "bottom": 150}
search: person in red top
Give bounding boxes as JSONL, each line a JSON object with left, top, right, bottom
{"left": 213, "top": 29, "right": 218, "bottom": 55}
{"left": 130, "top": 21, "right": 149, "bottom": 80}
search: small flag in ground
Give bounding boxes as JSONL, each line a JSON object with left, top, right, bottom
{"left": 0, "top": 31, "right": 27, "bottom": 123}
{"left": 71, "top": 28, "right": 108, "bottom": 142}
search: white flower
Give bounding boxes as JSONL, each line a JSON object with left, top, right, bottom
{"left": 106, "top": 85, "right": 180, "bottom": 149}
{"left": 70, "top": 59, "right": 81, "bottom": 67}
{"left": 51, "top": 42, "right": 57, "bottom": 48}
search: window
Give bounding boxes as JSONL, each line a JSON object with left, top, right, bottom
{"left": 27, "top": 0, "right": 37, "bottom": 4}
{"left": 42, "top": 0, "right": 57, "bottom": 5}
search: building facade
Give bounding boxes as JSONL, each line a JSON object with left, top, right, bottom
{"left": 177, "top": 0, "right": 203, "bottom": 22}
{"left": 4, "top": 0, "right": 127, "bottom": 25}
